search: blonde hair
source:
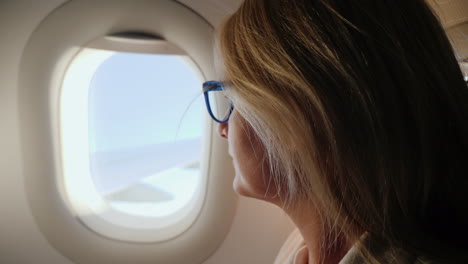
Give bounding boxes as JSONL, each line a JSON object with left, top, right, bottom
{"left": 219, "top": 0, "right": 468, "bottom": 263}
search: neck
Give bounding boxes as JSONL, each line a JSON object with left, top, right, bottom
{"left": 281, "top": 200, "right": 352, "bottom": 264}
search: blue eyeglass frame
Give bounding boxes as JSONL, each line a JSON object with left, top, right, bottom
{"left": 203, "top": 80, "right": 234, "bottom": 123}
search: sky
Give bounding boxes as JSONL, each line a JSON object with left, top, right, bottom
{"left": 88, "top": 52, "right": 204, "bottom": 153}
{"left": 86, "top": 51, "right": 205, "bottom": 196}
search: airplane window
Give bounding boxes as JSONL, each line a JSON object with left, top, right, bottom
{"left": 60, "top": 46, "right": 206, "bottom": 242}
{"left": 20, "top": 1, "right": 236, "bottom": 261}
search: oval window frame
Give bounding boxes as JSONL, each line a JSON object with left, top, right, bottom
{"left": 18, "top": 1, "right": 237, "bottom": 263}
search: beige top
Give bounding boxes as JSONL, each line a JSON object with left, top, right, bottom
{"left": 273, "top": 229, "right": 435, "bottom": 264}
{"left": 273, "top": 229, "right": 308, "bottom": 264}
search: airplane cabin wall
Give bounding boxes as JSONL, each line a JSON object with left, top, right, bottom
{"left": 0, "top": 1, "right": 72, "bottom": 263}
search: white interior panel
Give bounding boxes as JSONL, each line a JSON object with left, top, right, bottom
{"left": 176, "top": 0, "right": 243, "bottom": 27}
{"left": 0, "top": 0, "right": 71, "bottom": 263}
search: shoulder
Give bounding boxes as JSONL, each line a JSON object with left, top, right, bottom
{"left": 275, "top": 230, "right": 446, "bottom": 264}
{"left": 339, "top": 245, "right": 415, "bottom": 264}
{"left": 340, "top": 235, "right": 448, "bottom": 264}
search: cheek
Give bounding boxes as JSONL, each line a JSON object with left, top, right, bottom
{"left": 229, "top": 119, "right": 278, "bottom": 200}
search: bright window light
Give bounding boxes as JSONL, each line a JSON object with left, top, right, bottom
{"left": 60, "top": 47, "right": 206, "bottom": 242}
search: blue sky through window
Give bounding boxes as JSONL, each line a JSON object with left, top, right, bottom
{"left": 87, "top": 52, "right": 204, "bottom": 197}
{"left": 88, "top": 52, "right": 203, "bottom": 153}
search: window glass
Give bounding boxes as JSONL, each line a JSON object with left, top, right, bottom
{"left": 87, "top": 51, "right": 204, "bottom": 217}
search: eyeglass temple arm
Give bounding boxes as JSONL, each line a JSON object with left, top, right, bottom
{"left": 203, "top": 81, "right": 225, "bottom": 93}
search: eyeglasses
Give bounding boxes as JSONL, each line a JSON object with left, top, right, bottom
{"left": 203, "top": 80, "right": 234, "bottom": 123}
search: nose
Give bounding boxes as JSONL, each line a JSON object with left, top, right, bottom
{"left": 217, "top": 121, "right": 228, "bottom": 139}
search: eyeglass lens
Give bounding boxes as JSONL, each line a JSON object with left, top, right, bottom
{"left": 207, "top": 90, "right": 232, "bottom": 122}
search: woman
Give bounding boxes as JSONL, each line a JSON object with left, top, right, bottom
{"left": 203, "top": 0, "right": 468, "bottom": 263}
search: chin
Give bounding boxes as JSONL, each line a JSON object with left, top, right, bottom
{"left": 232, "top": 174, "right": 249, "bottom": 196}
{"left": 232, "top": 173, "right": 255, "bottom": 198}
{"left": 232, "top": 173, "right": 277, "bottom": 203}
